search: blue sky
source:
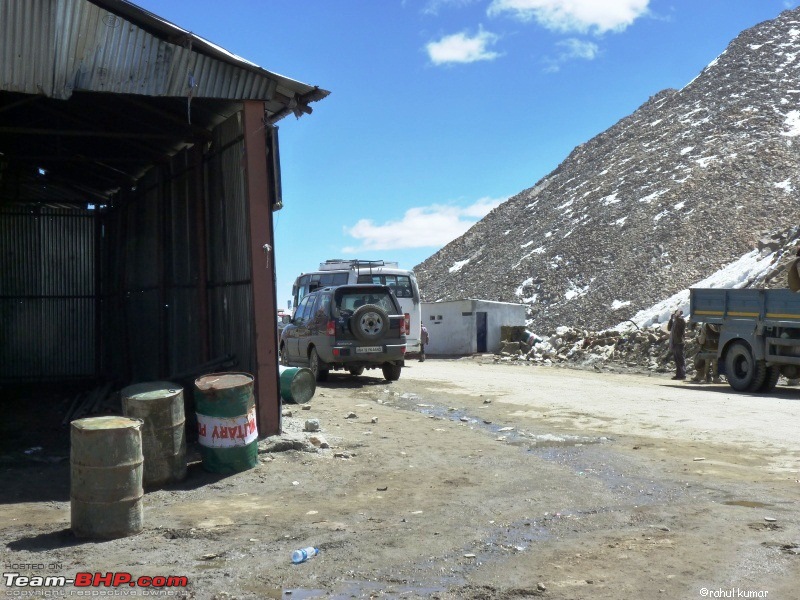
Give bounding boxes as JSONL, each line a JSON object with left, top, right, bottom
{"left": 134, "top": 0, "right": 798, "bottom": 307}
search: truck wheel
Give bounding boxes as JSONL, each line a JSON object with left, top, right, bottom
{"left": 724, "top": 341, "right": 764, "bottom": 391}
{"left": 759, "top": 365, "right": 780, "bottom": 392}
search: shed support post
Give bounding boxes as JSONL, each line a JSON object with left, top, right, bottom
{"left": 242, "top": 100, "right": 281, "bottom": 437}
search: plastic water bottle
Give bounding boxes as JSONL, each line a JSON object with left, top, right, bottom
{"left": 291, "top": 547, "right": 319, "bottom": 564}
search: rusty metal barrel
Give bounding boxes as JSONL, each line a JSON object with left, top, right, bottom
{"left": 194, "top": 372, "right": 259, "bottom": 474}
{"left": 279, "top": 365, "right": 316, "bottom": 404}
{"left": 121, "top": 381, "right": 187, "bottom": 487}
{"left": 70, "top": 416, "right": 144, "bottom": 538}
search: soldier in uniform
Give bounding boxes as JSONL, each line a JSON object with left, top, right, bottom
{"left": 667, "top": 309, "right": 686, "bottom": 380}
{"left": 692, "top": 323, "right": 721, "bottom": 383}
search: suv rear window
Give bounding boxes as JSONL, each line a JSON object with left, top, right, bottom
{"left": 334, "top": 288, "right": 398, "bottom": 314}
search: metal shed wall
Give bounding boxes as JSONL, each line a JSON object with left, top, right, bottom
{"left": 100, "top": 110, "right": 252, "bottom": 384}
{"left": 205, "top": 113, "right": 255, "bottom": 377}
{"left": 0, "top": 205, "right": 96, "bottom": 380}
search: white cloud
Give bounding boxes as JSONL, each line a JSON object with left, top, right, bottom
{"left": 422, "top": 0, "right": 479, "bottom": 16}
{"left": 543, "top": 37, "right": 599, "bottom": 72}
{"left": 426, "top": 28, "right": 501, "bottom": 65}
{"left": 488, "top": 0, "right": 650, "bottom": 34}
{"left": 343, "top": 196, "right": 506, "bottom": 252}
{"left": 558, "top": 38, "right": 599, "bottom": 59}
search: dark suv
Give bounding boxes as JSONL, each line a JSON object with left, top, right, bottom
{"left": 279, "top": 284, "right": 407, "bottom": 381}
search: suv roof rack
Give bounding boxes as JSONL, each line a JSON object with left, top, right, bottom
{"left": 319, "top": 259, "right": 399, "bottom": 271}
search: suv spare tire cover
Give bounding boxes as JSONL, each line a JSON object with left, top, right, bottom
{"left": 351, "top": 304, "right": 390, "bottom": 342}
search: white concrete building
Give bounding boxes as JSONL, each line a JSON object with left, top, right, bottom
{"left": 421, "top": 299, "right": 527, "bottom": 355}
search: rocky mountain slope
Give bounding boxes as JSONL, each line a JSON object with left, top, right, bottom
{"left": 415, "top": 8, "right": 800, "bottom": 333}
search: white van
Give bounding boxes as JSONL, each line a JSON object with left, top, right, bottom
{"left": 291, "top": 260, "right": 422, "bottom": 354}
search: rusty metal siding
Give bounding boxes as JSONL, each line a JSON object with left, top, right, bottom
{"left": 205, "top": 111, "right": 255, "bottom": 375}
{"left": 0, "top": 206, "right": 96, "bottom": 379}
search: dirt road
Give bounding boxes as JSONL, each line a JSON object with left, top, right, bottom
{"left": 2, "top": 359, "right": 799, "bottom": 599}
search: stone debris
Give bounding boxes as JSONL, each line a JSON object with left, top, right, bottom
{"left": 493, "top": 323, "right": 720, "bottom": 379}
{"left": 259, "top": 436, "right": 315, "bottom": 454}
{"left": 345, "top": 412, "right": 358, "bottom": 419}
{"left": 304, "top": 419, "right": 321, "bottom": 432}
{"left": 308, "top": 435, "right": 329, "bottom": 449}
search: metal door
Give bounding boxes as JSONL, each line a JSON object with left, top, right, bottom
{"left": 476, "top": 312, "right": 488, "bottom": 353}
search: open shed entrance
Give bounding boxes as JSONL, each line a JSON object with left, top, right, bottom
{"left": 0, "top": 0, "right": 328, "bottom": 440}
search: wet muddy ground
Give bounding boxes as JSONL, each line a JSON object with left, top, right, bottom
{"left": 2, "top": 359, "right": 799, "bottom": 599}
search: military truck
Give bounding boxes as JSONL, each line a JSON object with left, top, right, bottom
{"left": 689, "top": 258, "right": 800, "bottom": 392}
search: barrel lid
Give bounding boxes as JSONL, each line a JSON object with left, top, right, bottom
{"left": 72, "top": 416, "right": 143, "bottom": 431}
{"left": 195, "top": 372, "right": 253, "bottom": 391}
{"left": 121, "top": 381, "right": 182, "bottom": 401}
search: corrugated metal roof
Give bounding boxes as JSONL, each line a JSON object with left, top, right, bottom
{"left": 0, "top": 0, "right": 329, "bottom": 205}
{"left": 0, "top": 0, "right": 329, "bottom": 109}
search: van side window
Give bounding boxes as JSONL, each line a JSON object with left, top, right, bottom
{"left": 395, "top": 275, "right": 413, "bottom": 298}
{"left": 357, "top": 274, "right": 382, "bottom": 285}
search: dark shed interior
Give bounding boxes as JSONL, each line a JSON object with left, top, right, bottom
{"left": 0, "top": 0, "right": 329, "bottom": 439}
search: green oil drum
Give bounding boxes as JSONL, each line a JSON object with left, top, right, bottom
{"left": 70, "top": 416, "right": 144, "bottom": 539}
{"left": 521, "top": 330, "right": 543, "bottom": 347}
{"left": 194, "top": 372, "right": 259, "bottom": 474}
{"left": 279, "top": 365, "right": 316, "bottom": 404}
{"left": 121, "top": 381, "right": 187, "bottom": 488}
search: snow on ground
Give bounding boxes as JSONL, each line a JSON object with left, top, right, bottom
{"left": 449, "top": 259, "right": 470, "bottom": 273}
{"left": 610, "top": 300, "right": 631, "bottom": 310}
{"left": 781, "top": 110, "right": 800, "bottom": 136}
{"left": 615, "top": 249, "right": 777, "bottom": 331}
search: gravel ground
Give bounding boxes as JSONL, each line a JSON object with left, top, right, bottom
{"left": 2, "top": 359, "right": 799, "bottom": 599}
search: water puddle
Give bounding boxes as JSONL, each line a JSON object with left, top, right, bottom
{"left": 381, "top": 391, "right": 605, "bottom": 449}
{"left": 723, "top": 500, "right": 773, "bottom": 508}
{"left": 280, "top": 589, "right": 327, "bottom": 599}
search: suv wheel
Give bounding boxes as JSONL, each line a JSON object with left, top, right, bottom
{"left": 351, "top": 304, "right": 390, "bottom": 343}
{"left": 309, "top": 347, "right": 329, "bottom": 382}
{"left": 279, "top": 344, "right": 288, "bottom": 366}
{"left": 382, "top": 363, "right": 401, "bottom": 381}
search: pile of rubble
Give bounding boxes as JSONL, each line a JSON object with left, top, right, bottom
{"left": 496, "top": 325, "right": 704, "bottom": 376}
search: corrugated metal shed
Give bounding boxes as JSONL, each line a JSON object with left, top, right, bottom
{"left": 0, "top": 0, "right": 328, "bottom": 437}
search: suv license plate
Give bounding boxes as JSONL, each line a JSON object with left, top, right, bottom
{"left": 356, "top": 346, "right": 383, "bottom": 354}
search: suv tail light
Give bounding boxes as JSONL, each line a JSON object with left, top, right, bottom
{"left": 402, "top": 313, "right": 410, "bottom": 335}
{"left": 326, "top": 320, "right": 336, "bottom": 336}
